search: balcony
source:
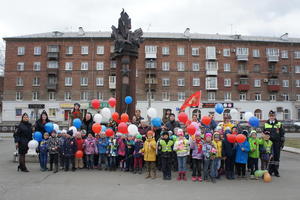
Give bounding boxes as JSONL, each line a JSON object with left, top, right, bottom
{"left": 268, "top": 85, "right": 280, "bottom": 92}
{"left": 109, "top": 76, "right": 116, "bottom": 89}
{"left": 236, "top": 54, "right": 248, "bottom": 61}
{"left": 145, "top": 52, "right": 157, "bottom": 59}
{"left": 145, "top": 78, "right": 158, "bottom": 84}
{"left": 47, "top": 45, "right": 59, "bottom": 53}
{"left": 47, "top": 83, "right": 57, "bottom": 91}
{"left": 47, "top": 52, "right": 59, "bottom": 60}
{"left": 238, "top": 70, "right": 249, "bottom": 76}
{"left": 268, "top": 71, "right": 279, "bottom": 78}
{"left": 267, "top": 55, "right": 279, "bottom": 62}
{"left": 238, "top": 84, "right": 250, "bottom": 91}
{"left": 47, "top": 68, "right": 58, "bottom": 75}
{"left": 206, "top": 70, "right": 218, "bottom": 76}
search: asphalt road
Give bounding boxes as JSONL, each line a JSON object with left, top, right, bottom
{"left": 0, "top": 138, "right": 300, "bottom": 200}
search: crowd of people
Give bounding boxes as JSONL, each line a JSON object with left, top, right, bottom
{"left": 13, "top": 103, "right": 285, "bottom": 183}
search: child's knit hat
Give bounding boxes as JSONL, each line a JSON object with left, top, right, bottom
{"left": 136, "top": 134, "right": 142, "bottom": 140}
{"left": 177, "top": 129, "right": 184, "bottom": 136}
{"left": 250, "top": 130, "right": 257, "bottom": 136}
{"left": 195, "top": 131, "right": 201, "bottom": 136}
{"left": 205, "top": 133, "right": 212, "bottom": 138}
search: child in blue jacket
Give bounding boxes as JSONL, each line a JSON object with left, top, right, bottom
{"left": 97, "top": 133, "right": 109, "bottom": 170}
{"left": 39, "top": 132, "right": 49, "bottom": 171}
{"left": 235, "top": 131, "right": 250, "bottom": 178}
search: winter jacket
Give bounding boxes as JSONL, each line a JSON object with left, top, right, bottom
{"left": 159, "top": 139, "right": 174, "bottom": 158}
{"left": 141, "top": 138, "right": 157, "bottom": 161}
{"left": 108, "top": 138, "right": 118, "bottom": 157}
{"left": 202, "top": 142, "right": 216, "bottom": 160}
{"left": 14, "top": 121, "right": 32, "bottom": 154}
{"left": 260, "top": 140, "right": 273, "bottom": 161}
{"left": 97, "top": 137, "right": 109, "bottom": 154}
{"left": 39, "top": 139, "right": 49, "bottom": 153}
{"left": 133, "top": 140, "right": 144, "bottom": 158}
{"left": 34, "top": 119, "right": 50, "bottom": 134}
{"left": 126, "top": 140, "right": 135, "bottom": 156}
{"left": 222, "top": 134, "right": 236, "bottom": 158}
{"left": 212, "top": 140, "right": 222, "bottom": 158}
{"left": 117, "top": 138, "right": 126, "bottom": 156}
{"left": 138, "top": 126, "right": 151, "bottom": 137}
{"left": 71, "top": 111, "right": 82, "bottom": 121}
{"left": 75, "top": 138, "right": 84, "bottom": 151}
{"left": 58, "top": 136, "right": 66, "bottom": 153}
{"left": 48, "top": 136, "right": 59, "bottom": 154}
{"left": 248, "top": 137, "right": 263, "bottom": 158}
{"left": 63, "top": 137, "right": 77, "bottom": 157}
{"left": 81, "top": 120, "right": 94, "bottom": 136}
{"left": 190, "top": 139, "right": 203, "bottom": 159}
{"left": 165, "top": 120, "right": 181, "bottom": 133}
{"left": 263, "top": 120, "right": 285, "bottom": 144}
{"left": 235, "top": 141, "right": 250, "bottom": 164}
{"left": 83, "top": 137, "right": 98, "bottom": 155}
{"left": 173, "top": 138, "right": 190, "bottom": 157}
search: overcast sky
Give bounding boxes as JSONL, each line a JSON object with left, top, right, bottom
{"left": 1, "top": 0, "right": 300, "bottom": 40}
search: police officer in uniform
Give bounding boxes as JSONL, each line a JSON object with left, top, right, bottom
{"left": 263, "top": 110, "right": 285, "bottom": 177}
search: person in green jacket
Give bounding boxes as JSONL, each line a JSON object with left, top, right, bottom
{"left": 248, "top": 130, "right": 263, "bottom": 179}
{"left": 160, "top": 131, "right": 174, "bottom": 180}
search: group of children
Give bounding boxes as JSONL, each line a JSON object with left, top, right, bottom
{"left": 36, "top": 124, "right": 274, "bottom": 183}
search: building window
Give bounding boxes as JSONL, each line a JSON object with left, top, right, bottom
{"left": 192, "top": 63, "right": 200, "bottom": 71}
{"left": 270, "top": 94, "right": 276, "bottom": 101}
{"left": 282, "top": 65, "right": 288, "bottom": 73}
{"left": 297, "top": 94, "right": 300, "bottom": 101}
{"left": 266, "top": 48, "right": 279, "bottom": 56}
{"left": 16, "top": 92, "right": 23, "bottom": 101}
{"left": 32, "top": 77, "right": 40, "bottom": 86}
{"left": 80, "top": 46, "right": 88, "bottom": 55}
{"left": 253, "top": 49, "right": 260, "bottom": 58}
{"left": 177, "top": 47, "right": 185, "bottom": 56}
{"left": 162, "top": 62, "right": 170, "bottom": 71}
{"left": 177, "top": 62, "right": 185, "bottom": 71}
{"left": 296, "top": 80, "right": 300, "bottom": 87}
{"left": 64, "top": 92, "right": 72, "bottom": 101}
{"left": 255, "top": 93, "right": 261, "bottom": 101}
{"left": 66, "top": 46, "right": 73, "bottom": 55}
{"left": 81, "top": 62, "right": 89, "bottom": 70}
{"left": 178, "top": 92, "right": 185, "bottom": 101}
{"left": 110, "top": 45, "right": 115, "bottom": 53}
{"left": 162, "top": 78, "right": 170, "bottom": 87}
{"left": 192, "top": 78, "right": 200, "bottom": 86}
{"left": 110, "top": 60, "right": 116, "bottom": 68}
{"left": 224, "top": 63, "right": 231, "bottom": 72}
{"left": 224, "top": 92, "right": 231, "bottom": 101}
{"left": 282, "top": 94, "right": 289, "bottom": 101}
{"left": 284, "top": 109, "right": 291, "bottom": 120}
{"left": 96, "top": 46, "right": 104, "bottom": 55}
{"left": 207, "top": 92, "right": 216, "bottom": 101}
{"left": 281, "top": 50, "right": 288, "bottom": 59}
{"left": 294, "top": 51, "right": 300, "bottom": 59}
{"left": 223, "top": 48, "right": 230, "bottom": 57}
{"left": 237, "top": 48, "right": 249, "bottom": 56}
{"left": 65, "top": 62, "right": 73, "bottom": 71}
{"left": 96, "top": 91, "right": 103, "bottom": 100}
{"left": 147, "top": 91, "right": 155, "bottom": 101}
{"left": 253, "top": 64, "right": 260, "bottom": 72}
{"left": 65, "top": 77, "right": 72, "bottom": 86}
{"left": 32, "top": 91, "right": 39, "bottom": 101}
{"left": 33, "top": 62, "right": 41, "bottom": 71}
{"left": 34, "top": 46, "right": 41, "bottom": 55}
{"left": 282, "top": 80, "right": 289, "bottom": 88}
{"left": 96, "top": 77, "right": 104, "bottom": 86}
{"left": 254, "top": 79, "right": 261, "bottom": 87}
{"left": 191, "top": 47, "right": 199, "bottom": 56}
{"left": 205, "top": 77, "right": 218, "bottom": 89}
{"left": 49, "top": 92, "right": 56, "bottom": 101}
{"left": 47, "top": 61, "right": 58, "bottom": 68}
{"left": 239, "top": 93, "right": 247, "bottom": 101}
{"left": 145, "top": 45, "right": 157, "bottom": 54}
{"left": 96, "top": 62, "right": 104, "bottom": 70}
{"left": 206, "top": 46, "right": 216, "bottom": 60}
{"left": 145, "top": 60, "right": 156, "bottom": 69}
{"left": 80, "top": 77, "right": 88, "bottom": 86}
{"left": 16, "top": 77, "right": 23, "bottom": 86}
{"left": 224, "top": 78, "right": 231, "bottom": 87}
{"left": 80, "top": 91, "right": 89, "bottom": 101}
{"left": 254, "top": 109, "right": 262, "bottom": 120}
{"left": 206, "top": 61, "right": 218, "bottom": 73}
{"left": 48, "top": 108, "right": 56, "bottom": 117}
{"left": 16, "top": 108, "right": 22, "bottom": 116}
{"left": 162, "top": 46, "right": 169, "bottom": 55}
{"left": 17, "top": 62, "right": 24, "bottom": 71}
{"left": 17, "top": 47, "right": 25, "bottom": 56}
{"left": 162, "top": 92, "right": 170, "bottom": 101}
{"left": 177, "top": 78, "right": 185, "bottom": 87}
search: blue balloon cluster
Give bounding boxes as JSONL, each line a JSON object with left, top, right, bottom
{"left": 151, "top": 117, "right": 162, "bottom": 127}
{"left": 33, "top": 131, "right": 42, "bottom": 142}
{"left": 73, "top": 118, "right": 82, "bottom": 129}
{"left": 44, "top": 122, "right": 54, "bottom": 133}
{"left": 249, "top": 116, "right": 260, "bottom": 128}
{"left": 215, "top": 103, "right": 224, "bottom": 114}
{"left": 125, "top": 96, "right": 133, "bottom": 104}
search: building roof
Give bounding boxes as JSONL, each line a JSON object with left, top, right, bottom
{"left": 3, "top": 31, "right": 300, "bottom": 44}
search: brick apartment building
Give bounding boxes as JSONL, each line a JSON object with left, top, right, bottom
{"left": 2, "top": 29, "right": 300, "bottom": 123}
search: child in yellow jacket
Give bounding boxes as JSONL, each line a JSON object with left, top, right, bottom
{"left": 212, "top": 132, "right": 222, "bottom": 179}
{"left": 141, "top": 130, "right": 157, "bottom": 179}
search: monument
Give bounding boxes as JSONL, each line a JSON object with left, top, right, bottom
{"left": 111, "top": 9, "right": 143, "bottom": 118}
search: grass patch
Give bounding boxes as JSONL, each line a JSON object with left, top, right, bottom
{"left": 285, "top": 138, "right": 300, "bottom": 149}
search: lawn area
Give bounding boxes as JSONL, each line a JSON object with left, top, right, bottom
{"left": 285, "top": 138, "right": 300, "bottom": 149}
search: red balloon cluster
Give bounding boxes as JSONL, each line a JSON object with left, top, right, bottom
{"left": 187, "top": 125, "right": 196, "bottom": 135}
{"left": 91, "top": 99, "right": 100, "bottom": 109}
{"left": 178, "top": 112, "right": 188, "bottom": 123}
{"left": 108, "top": 98, "right": 116, "bottom": 108}
{"left": 118, "top": 122, "right": 128, "bottom": 134}
{"left": 227, "top": 134, "right": 236, "bottom": 143}
{"left": 75, "top": 150, "right": 83, "bottom": 158}
{"left": 92, "top": 123, "right": 102, "bottom": 134}
{"left": 105, "top": 129, "right": 114, "bottom": 137}
{"left": 201, "top": 116, "right": 211, "bottom": 126}
{"left": 236, "top": 134, "right": 246, "bottom": 143}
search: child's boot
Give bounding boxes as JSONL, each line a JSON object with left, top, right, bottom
{"left": 151, "top": 170, "right": 156, "bottom": 179}
{"left": 48, "top": 163, "right": 53, "bottom": 171}
{"left": 139, "top": 168, "right": 142, "bottom": 174}
{"left": 177, "top": 172, "right": 182, "bottom": 181}
{"left": 182, "top": 172, "right": 187, "bottom": 181}
{"left": 145, "top": 170, "right": 151, "bottom": 179}
{"left": 54, "top": 164, "right": 58, "bottom": 173}
{"left": 192, "top": 176, "right": 197, "bottom": 182}
{"left": 197, "top": 176, "right": 202, "bottom": 182}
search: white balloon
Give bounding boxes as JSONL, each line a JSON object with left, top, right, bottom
{"left": 93, "top": 113, "right": 103, "bottom": 123}
{"left": 53, "top": 124, "right": 59, "bottom": 132}
{"left": 28, "top": 140, "right": 39, "bottom": 149}
{"left": 101, "top": 108, "right": 111, "bottom": 119}
{"left": 68, "top": 126, "right": 77, "bottom": 135}
{"left": 127, "top": 124, "right": 139, "bottom": 136}
{"left": 230, "top": 109, "right": 240, "bottom": 121}
{"left": 245, "top": 112, "right": 254, "bottom": 121}
{"left": 147, "top": 107, "right": 158, "bottom": 118}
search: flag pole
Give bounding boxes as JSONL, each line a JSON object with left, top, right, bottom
{"left": 197, "top": 90, "right": 202, "bottom": 120}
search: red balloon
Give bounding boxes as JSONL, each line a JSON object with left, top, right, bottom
{"left": 201, "top": 116, "right": 211, "bottom": 126}
{"left": 178, "top": 112, "right": 188, "bottom": 123}
{"left": 92, "top": 123, "right": 102, "bottom": 134}
{"left": 185, "top": 120, "right": 192, "bottom": 126}
{"left": 236, "top": 134, "right": 246, "bottom": 143}
{"left": 108, "top": 97, "right": 116, "bottom": 108}
{"left": 91, "top": 99, "right": 100, "bottom": 109}
{"left": 105, "top": 129, "right": 114, "bottom": 137}
{"left": 120, "top": 113, "right": 129, "bottom": 123}
{"left": 75, "top": 150, "right": 83, "bottom": 158}
{"left": 227, "top": 134, "right": 236, "bottom": 143}
{"left": 112, "top": 112, "right": 119, "bottom": 121}
{"left": 187, "top": 125, "right": 196, "bottom": 135}
{"left": 118, "top": 122, "right": 128, "bottom": 134}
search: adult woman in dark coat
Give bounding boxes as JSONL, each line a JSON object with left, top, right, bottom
{"left": 14, "top": 113, "right": 33, "bottom": 172}
{"left": 34, "top": 110, "right": 50, "bottom": 134}
{"left": 82, "top": 112, "right": 94, "bottom": 136}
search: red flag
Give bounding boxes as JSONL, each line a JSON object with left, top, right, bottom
{"left": 180, "top": 91, "right": 201, "bottom": 111}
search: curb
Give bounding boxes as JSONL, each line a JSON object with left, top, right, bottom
{"left": 283, "top": 146, "right": 300, "bottom": 154}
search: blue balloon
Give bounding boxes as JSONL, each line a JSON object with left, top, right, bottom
{"left": 151, "top": 117, "right": 162, "bottom": 127}
{"left": 249, "top": 116, "right": 260, "bottom": 128}
{"left": 215, "top": 103, "right": 224, "bottom": 114}
{"left": 101, "top": 125, "right": 107, "bottom": 132}
{"left": 73, "top": 118, "right": 82, "bottom": 129}
{"left": 44, "top": 122, "right": 54, "bottom": 133}
{"left": 125, "top": 96, "right": 133, "bottom": 104}
{"left": 33, "top": 131, "right": 42, "bottom": 142}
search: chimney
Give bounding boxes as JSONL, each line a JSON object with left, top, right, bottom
{"left": 78, "top": 27, "right": 85, "bottom": 36}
